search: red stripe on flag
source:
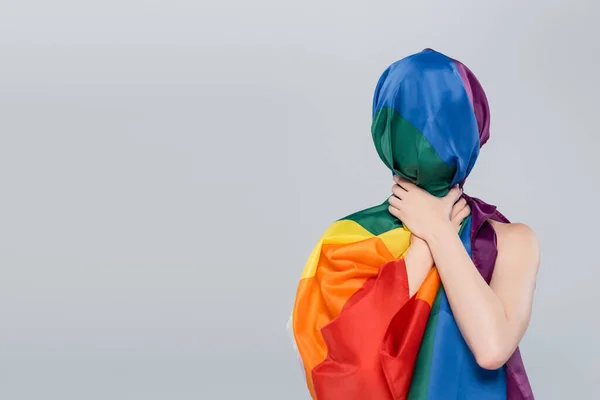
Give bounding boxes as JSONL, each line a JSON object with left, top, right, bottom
{"left": 312, "top": 258, "right": 434, "bottom": 400}
{"left": 310, "top": 259, "right": 404, "bottom": 399}
{"left": 381, "top": 297, "right": 433, "bottom": 399}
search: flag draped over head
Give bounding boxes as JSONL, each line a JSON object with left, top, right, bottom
{"left": 289, "top": 49, "right": 534, "bottom": 400}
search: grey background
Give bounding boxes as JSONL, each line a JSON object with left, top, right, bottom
{"left": 1, "top": 0, "right": 598, "bottom": 399}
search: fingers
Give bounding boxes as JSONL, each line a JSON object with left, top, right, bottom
{"left": 444, "top": 184, "right": 462, "bottom": 204}
{"left": 451, "top": 203, "right": 471, "bottom": 225}
{"left": 391, "top": 183, "right": 406, "bottom": 199}
{"left": 451, "top": 198, "right": 468, "bottom": 219}
{"left": 393, "top": 175, "right": 416, "bottom": 191}
{"left": 387, "top": 198, "right": 403, "bottom": 219}
{"left": 388, "top": 194, "right": 402, "bottom": 209}
{"left": 389, "top": 176, "right": 409, "bottom": 216}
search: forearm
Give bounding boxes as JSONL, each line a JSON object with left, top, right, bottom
{"left": 404, "top": 238, "right": 434, "bottom": 297}
{"left": 426, "top": 223, "right": 512, "bottom": 369}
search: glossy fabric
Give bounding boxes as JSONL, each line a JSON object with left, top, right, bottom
{"left": 289, "top": 49, "right": 533, "bottom": 399}
{"left": 372, "top": 49, "right": 480, "bottom": 192}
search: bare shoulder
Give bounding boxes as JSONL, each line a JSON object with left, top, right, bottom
{"left": 488, "top": 220, "right": 541, "bottom": 274}
{"left": 488, "top": 220, "right": 539, "bottom": 248}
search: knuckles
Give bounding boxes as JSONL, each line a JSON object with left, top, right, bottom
{"left": 456, "top": 198, "right": 467, "bottom": 207}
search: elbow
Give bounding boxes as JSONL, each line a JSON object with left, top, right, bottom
{"left": 475, "top": 353, "right": 506, "bottom": 371}
{"left": 473, "top": 343, "right": 509, "bottom": 371}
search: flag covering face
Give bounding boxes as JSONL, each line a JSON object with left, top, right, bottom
{"left": 289, "top": 49, "right": 533, "bottom": 399}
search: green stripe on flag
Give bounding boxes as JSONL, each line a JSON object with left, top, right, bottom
{"left": 372, "top": 106, "right": 456, "bottom": 197}
{"left": 408, "top": 288, "right": 443, "bottom": 400}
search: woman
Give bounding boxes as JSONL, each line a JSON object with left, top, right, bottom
{"left": 289, "top": 49, "right": 539, "bottom": 399}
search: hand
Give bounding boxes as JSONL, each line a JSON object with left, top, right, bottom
{"left": 407, "top": 196, "right": 471, "bottom": 265}
{"left": 450, "top": 197, "right": 471, "bottom": 233}
{"left": 388, "top": 175, "right": 463, "bottom": 241}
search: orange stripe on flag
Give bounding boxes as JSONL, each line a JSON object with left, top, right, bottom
{"left": 293, "top": 237, "right": 397, "bottom": 398}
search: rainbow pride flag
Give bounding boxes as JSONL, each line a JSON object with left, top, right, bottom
{"left": 289, "top": 49, "right": 534, "bottom": 399}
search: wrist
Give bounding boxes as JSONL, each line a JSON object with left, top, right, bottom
{"left": 424, "top": 221, "right": 456, "bottom": 245}
{"left": 406, "top": 235, "right": 434, "bottom": 268}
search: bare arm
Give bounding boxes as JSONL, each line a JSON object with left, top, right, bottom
{"left": 404, "top": 198, "right": 471, "bottom": 297}
{"left": 388, "top": 176, "right": 540, "bottom": 369}
{"left": 426, "top": 220, "right": 540, "bottom": 370}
